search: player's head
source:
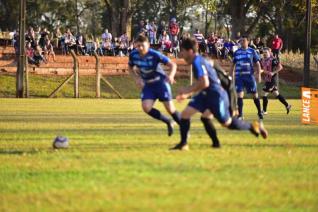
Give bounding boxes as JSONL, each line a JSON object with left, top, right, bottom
{"left": 263, "top": 47, "right": 272, "bottom": 58}
{"left": 135, "top": 34, "right": 150, "bottom": 56}
{"left": 179, "top": 37, "right": 198, "bottom": 64}
{"left": 241, "top": 36, "right": 249, "bottom": 49}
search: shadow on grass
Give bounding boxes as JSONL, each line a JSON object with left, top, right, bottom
{"left": 0, "top": 149, "right": 42, "bottom": 155}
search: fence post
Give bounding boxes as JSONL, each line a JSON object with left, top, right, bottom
{"left": 93, "top": 52, "right": 101, "bottom": 98}
{"left": 24, "top": 56, "right": 29, "bottom": 98}
{"left": 70, "top": 50, "right": 79, "bottom": 98}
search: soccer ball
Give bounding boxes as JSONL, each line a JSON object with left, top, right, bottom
{"left": 53, "top": 136, "right": 69, "bottom": 149}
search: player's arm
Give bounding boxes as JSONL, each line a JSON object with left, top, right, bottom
{"left": 128, "top": 64, "right": 144, "bottom": 89}
{"left": 255, "top": 61, "right": 262, "bottom": 83}
{"left": 176, "top": 75, "right": 209, "bottom": 102}
{"left": 230, "top": 63, "right": 236, "bottom": 82}
{"left": 166, "top": 60, "right": 177, "bottom": 84}
{"left": 272, "top": 62, "right": 283, "bottom": 75}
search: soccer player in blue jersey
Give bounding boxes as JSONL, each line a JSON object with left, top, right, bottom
{"left": 128, "top": 35, "right": 181, "bottom": 136}
{"left": 230, "top": 36, "right": 263, "bottom": 120}
{"left": 171, "top": 38, "right": 268, "bottom": 150}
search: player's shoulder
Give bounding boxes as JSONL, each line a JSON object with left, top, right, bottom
{"left": 148, "top": 48, "right": 162, "bottom": 56}
{"left": 130, "top": 49, "right": 139, "bottom": 56}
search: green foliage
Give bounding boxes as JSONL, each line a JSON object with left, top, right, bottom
{"left": 0, "top": 99, "right": 317, "bottom": 211}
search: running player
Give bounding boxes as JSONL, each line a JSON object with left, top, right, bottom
{"left": 231, "top": 36, "right": 263, "bottom": 120}
{"left": 128, "top": 35, "right": 181, "bottom": 136}
{"left": 171, "top": 38, "right": 268, "bottom": 151}
{"left": 261, "top": 48, "right": 291, "bottom": 114}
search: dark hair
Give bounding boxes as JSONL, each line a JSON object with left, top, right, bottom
{"left": 180, "top": 38, "right": 198, "bottom": 53}
{"left": 135, "top": 34, "right": 149, "bottom": 43}
{"left": 241, "top": 35, "right": 249, "bottom": 40}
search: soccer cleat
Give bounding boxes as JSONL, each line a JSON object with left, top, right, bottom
{"left": 286, "top": 105, "right": 292, "bottom": 114}
{"left": 259, "top": 121, "right": 268, "bottom": 139}
{"left": 262, "top": 110, "right": 268, "bottom": 115}
{"left": 170, "top": 143, "right": 189, "bottom": 151}
{"left": 211, "top": 142, "right": 221, "bottom": 148}
{"left": 250, "top": 121, "right": 268, "bottom": 139}
{"left": 237, "top": 116, "right": 244, "bottom": 120}
{"left": 258, "top": 113, "right": 264, "bottom": 120}
{"left": 167, "top": 120, "right": 174, "bottom": 136}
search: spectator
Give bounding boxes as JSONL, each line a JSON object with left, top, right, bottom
{"left": 136, "top": 20, "right": 147, "bottom": 38}
{"left": 34, "top": 26, "right": 41, "bottom": 45}
{"left": 157, "top": 20, "right": 166, "bottom": 41}
{"left": 158, "top": 30, "right": 171, "bottom": 53}
{"left": 64, "top": 29, "right": 76, "bottom": 54}
{"left": 101, "top": 29, "right": 112, "bottom": 42}
{"left": 39, "top": 27, "right": 50, "bottom": 49}
{"left": 222, "top": 38, "right": 235, "bottom": 60}
{"left": 25, "top": 27, "right": 36, "bottom": 49}
{"left": 76, "top": 34, "right": 87, "bottom": 55}
{"left": 254, "top": 37, "right": 265, "bottom": 54}
{"left": 25, "top": 42, "right": 36, "bottom": 64}
{"left": 43, "top": 38, "right": 56, "bottom": 61}
{"left": 33, "top": 45, "right": 46, "bottom": 66}
{"left": 148, "top": 21, "right": 157, "bottom": 44}
{"left": 193, "top": 29, "right": 206, "bottom": 54}
{"left": 168, "top": 18, "right": 180, "bottom": 41}
{"left": 53, "top": 27, "right": 63, "bottom": 48}
{"left": 101, "top": 38, "right": 113, "bottom": 56}
{"left": 119, "top": 32, "right": 129, "bottom": 47}
{"left": 271, "top": 34, "right": 283, "bottom": 59}
{"left": 207, "top": 32, "right": 218, "bottom": 57}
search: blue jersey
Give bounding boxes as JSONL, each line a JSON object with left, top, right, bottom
{"left": 233, "top": 47, "right": 260, "bottom": 76}
{"left": 192, "top": 55, "right": 223, "bottom": 93}
{"left": 128, "top": 48, "right": 170, "bottom": 82}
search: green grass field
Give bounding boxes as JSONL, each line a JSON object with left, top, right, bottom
{"left": 0, "top": 99, "right": 317, "bottom": 211}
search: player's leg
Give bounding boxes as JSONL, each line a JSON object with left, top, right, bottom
{"left": 211, "top": 92, "right": 268, "bottom": 139}
{"left": 262, "top": 82, "right": 271, "bottom": 115}
{"left": 236, "top": 77, "right": 245, "bottom": 119}
{"left": 170, "top": 106, "right": 198, "bottom": 150}
{"left": 142, "top": 99, "right": 174, "bottom": 136}
{"left": 273, "top": 90, "right": 291, "bottom": 114}
{"left": 246, "top": 76, "right": 263, "bottom": 120}
{"left": 262, "top": 92, "right": 269, "bottom": 114}
{"left": 160, "top": 81, "right": 181, "bottom": 125}
{"left": 201, "top": 110, "right": 220, "bottom": 148}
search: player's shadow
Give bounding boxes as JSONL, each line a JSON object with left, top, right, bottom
{"left": 0, "top": 149, "right": 41, "bottom": 155}
{"left": 224, "top": 143, "right": 318, "bottom": 148}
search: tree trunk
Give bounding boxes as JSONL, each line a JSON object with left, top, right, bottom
{"left": 229, "top": 0, "right": 245, "bottom": 39}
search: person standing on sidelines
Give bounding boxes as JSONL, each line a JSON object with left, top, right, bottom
{"left": 171, "top": 38, "right": 268, "bottom": 151}
{"left": 230, "top": 36, "right": 263, "bottom": 120}
{"left": 261, "top": 48, "right": 291, "bottom": 115}
{"left": 271, "top": 34, "right": 283, "bottom": 59}
{"left": 128, "top": 35, "right": 181, "bottom": 136}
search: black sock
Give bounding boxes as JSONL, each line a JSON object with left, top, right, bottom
{"left": 201, "top": 117, "right": 220, "bottom": 147}
{"left": 180, "top": 119, "right": 190, "bottom": 145}
{"left": 253, "top": 97, "right": 262, "bottom": 115}
{"left": 262, "top": 96, "right": 268, "bottom": 112}
{"left": 147, "top": 108, "right": 170, "bottom": 124}
{"left": 237, "top": 97, "right": 243, "bottom": 117}
{"left": 277, "top": 94, "right": 288, "bottom": 107}
{"left": 228, "top": 117, "right": 252, "bottom": 130}
{"left": 171, "top": 111, "right": 181, "bottom": 125}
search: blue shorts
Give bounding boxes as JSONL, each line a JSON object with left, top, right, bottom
{"left": 188, "top": 90, "right": 231, "bottom": 124}
{"left": 235, "top": 75, "right": 257, "bottom": 93}
{"left": 141, "top": 81, "right": 172, "bottom": 102}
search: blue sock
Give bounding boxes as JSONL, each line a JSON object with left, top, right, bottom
{"left": 228, "top": 117, "right": 251, "bottom": 130}
{"left": 171, "top": 111, "right": 181, "bottom": 125}
{"left": 147, "top": 108, "right": 170, "bottom": 124}
{"left": 180, "top": 119, "right": 190, "bottom": 145}
{"left": 237, "top": 97, "right": 243, "bottom": 117}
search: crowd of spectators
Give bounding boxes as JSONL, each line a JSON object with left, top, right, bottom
{"left": 6, "top": 18, "right": 283, "bottom": 67}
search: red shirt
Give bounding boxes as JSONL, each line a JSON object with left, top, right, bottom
{"left": 169, "top": 23, "right": 179, "bottom": 36}
{"left": 272, "top": 37, "right": 283, "bottom": 50}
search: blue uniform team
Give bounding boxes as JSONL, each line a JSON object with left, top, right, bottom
{"left": 171, "top": 37, "right": 267, "bottom": 150}
{"left": 128, "top": 35, "right": 180, "bottom": 136}
{"left": 231, "top": 36, "right": 263, "bottom": 120}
